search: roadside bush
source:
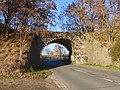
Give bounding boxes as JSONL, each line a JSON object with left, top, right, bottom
{"left": 110, "top": 36, "right": 120, "bottom": 62}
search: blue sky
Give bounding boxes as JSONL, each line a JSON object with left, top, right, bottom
{"left": 49, "top": 0, "right": 74, "bottom": 31}
{"left": 42, "top": 0, "right": 74, "bottom": 55}
{"left": 55, "top": 0, "right": 74, "bottom": 14}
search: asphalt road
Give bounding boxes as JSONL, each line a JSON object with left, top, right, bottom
{"left": 52, "top": 64, "right": 120, "bottom": 90}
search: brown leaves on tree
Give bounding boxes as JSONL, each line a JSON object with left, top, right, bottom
{"left": 59, "top": 0, "right": 120, "bottom": 33}
{"left": 0, "top": 0, "right": 56, "bottom": 36}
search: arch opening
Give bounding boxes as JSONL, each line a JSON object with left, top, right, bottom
{"left": 40, "top": 39, "right": 73, "bottom": 68}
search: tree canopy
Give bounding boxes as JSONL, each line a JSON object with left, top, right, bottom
{"left": 59, "top": 0, "right": 120, "bottom": 33}
{"left": 0, "top": 0, "right": 56, "bottom": 37}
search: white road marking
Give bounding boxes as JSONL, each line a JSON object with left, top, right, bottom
{"left": 74, "top": 69, "right": 92, "bottom": 76}
{"left": 103, "top": 78, "right": 113, "bottom": 82}
{"left": 74, "top": 69, "right": 88, "bottom": 74}
{"left": 118, "top": 83, "right": 120, "bottom": 85}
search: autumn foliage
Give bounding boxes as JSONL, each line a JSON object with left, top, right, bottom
{"left": 59, "top": 0, "right": 120, "bottom": 35}
{"left": 0, "top": 0, "right": 56, "bottom": 37}
{"left": 0, "top": 0, "right": 56, "bottom": 58}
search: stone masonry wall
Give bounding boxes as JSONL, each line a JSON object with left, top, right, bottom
{"left": 83, "top": 33, "right": 112, "bottom": 65}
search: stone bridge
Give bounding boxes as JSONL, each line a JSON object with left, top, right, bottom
{"left": 27, "top": 32, "right": 112, "bottom": 70}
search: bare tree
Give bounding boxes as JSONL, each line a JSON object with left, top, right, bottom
{"left": 0, "top": 0, "right": 56, "bottom": 58}
{"left": 45, "top": 48, "right": 51, "bottom": 56}
{"left": 59, "top": 0, "right": 120, "bottom": 42}
{"left": 54, "top": 44, "right": 64, "bottom": 57}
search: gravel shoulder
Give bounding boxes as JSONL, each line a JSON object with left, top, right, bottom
{"left": 0, "top": 76, "right": 60, "bottom": 90}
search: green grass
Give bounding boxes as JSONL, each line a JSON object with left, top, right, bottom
{"left": 0, "top": 70, "right": 52, "bottom": 79}
{"left": 0, "top": 65, "right": 52, "bottom": 79}
{"left": 0, "top": 75, "right": 18, "bottom": 79}
{"left": 29, "top": 70, "right": 53, "bottom": 79}
{"left": 28, "top": 65, "right": 53, "bottom": 79}
{"left": 105, "top": 65, "right": 120, "bottom": 70}
{"left": 81, "top": 64, "right": 120, "bottom": 71}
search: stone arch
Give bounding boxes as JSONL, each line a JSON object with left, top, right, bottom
{"left": 26, "top": 35, "right": 86, "bottom": 71}
{"left": 40, "top": 38, "right": 86, "bottom": 64}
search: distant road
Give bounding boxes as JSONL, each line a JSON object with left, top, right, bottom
{"left": 52, "top": 64, "right": 120, "bottom": 90}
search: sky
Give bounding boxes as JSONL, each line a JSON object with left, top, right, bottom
{"left": 42, "top": 0, "right": 74, "bottom": 55}
{"left": 41, "top": 43, "right": 69, "bottom": 55}
{"left": 55, "top": 0, "right": 74, "bottom": 14}
{"left": 49, "top": 0, "right": 74, "bottom": 31}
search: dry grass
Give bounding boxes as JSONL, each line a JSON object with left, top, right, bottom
{"left": 90, "top": 30, "right": 120, "bottom": 49}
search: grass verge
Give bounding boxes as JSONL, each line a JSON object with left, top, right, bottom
{"left": 0, "top": 66, "right": 52, "bottom": 79}
{"left": 28, "top": 65, "right": 52, "bottom": 79}
{"left": 81, "top": 64, "right": 120, "bottom": 71}
{"left": 28, "top": 70, "right": 53, "bottom": 79}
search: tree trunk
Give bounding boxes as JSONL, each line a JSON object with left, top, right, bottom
{"left": 20, "top": 31, "right": 23, "bottom": 58}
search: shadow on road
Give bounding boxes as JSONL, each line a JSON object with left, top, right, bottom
{"left": 41, "top": 58, "right": 72, "bottom": 70}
